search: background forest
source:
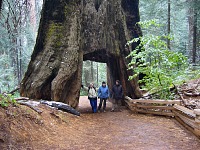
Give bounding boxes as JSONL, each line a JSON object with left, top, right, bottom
{"left": 0, "top": 0, "right": 200, "bottom": 96}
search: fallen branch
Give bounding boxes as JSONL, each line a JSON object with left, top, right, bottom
{"left": 178, "top": 92, "right": 187, "bottom": 104}
{"left": 174, "top": 85, "right": 188, "bottom": 106}
{"left": 14, "top": 97, "right": 29, "bottom": 101}
{"left": 183, "top": 92, "right": 200, "bottom": 97}
{"left": 18, "top": 101, "right": 42, "bottom": 114}
{"left": 180, "top": 88, "right": 195, "bottom": 93}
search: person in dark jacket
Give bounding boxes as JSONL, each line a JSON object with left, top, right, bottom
{"left": 98, "top": 81, "right": 110, "bottom": 112}
{"left": 111, "top": 80, "right": 123, "bottom": 112}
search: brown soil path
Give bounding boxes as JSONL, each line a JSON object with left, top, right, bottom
{"left": 1, "top": 96, "right": 200, "bottom": 150}
{"left": 60, "top": 96, "right": 200, "bottom": 150}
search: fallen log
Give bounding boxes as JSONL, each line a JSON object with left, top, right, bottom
{"left": 14, "top": 97, "right": 29, "bottom": 101}
{"left": 18, "top": 101, "right": 42, "bottom": 114}
{"left": 40, "top": 100, "right": 80, "bottom": 116}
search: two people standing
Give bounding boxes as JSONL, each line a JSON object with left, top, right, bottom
{"left": 82, "top": 80, "right": 123, "bottom": 113}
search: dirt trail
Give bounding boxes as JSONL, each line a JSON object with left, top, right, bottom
{"left": 55, "top": 96, "right": 200, "bottom": 150}
{"left": 1, "top": 96, "right": 200, "bottom": 150}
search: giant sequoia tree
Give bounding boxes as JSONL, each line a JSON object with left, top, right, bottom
{"left": 20, "top": 0, "right": 142, "bottom": 108}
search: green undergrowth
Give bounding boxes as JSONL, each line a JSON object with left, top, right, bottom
{"left": 0, "top": 94, "right": 17, "bottom": 108}
{"left": 127, "top": 20, "right": 198, "bottom": 100}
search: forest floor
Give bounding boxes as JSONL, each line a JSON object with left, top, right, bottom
{"left": 178, "top": 79, "right": 200, "bottom": 109}
{"left": 1, "top": 96, "right": 200, "bottom": 150}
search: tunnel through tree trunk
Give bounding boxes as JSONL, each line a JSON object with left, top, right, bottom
{"left": 20, "top": 0, "right": 142, "bottom": 108}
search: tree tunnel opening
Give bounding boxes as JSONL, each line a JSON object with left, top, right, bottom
{"left": 83, "top": 49, "right": 124, "bottom": 86}
{"left": 80, "top": 60, "right": 107, "bottom": 95}
{"left": 82, "top": 49, "right": 125, "bottom": 89}
{"left": 79, "top": 60, "right": 107, "bottom": 112}
{"left": 78, "top": 50, "right": 130, "bottom": 111}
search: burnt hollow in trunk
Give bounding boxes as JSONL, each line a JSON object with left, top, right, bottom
{"left": 20, "top": 0, "right": 142, "bottom": 108}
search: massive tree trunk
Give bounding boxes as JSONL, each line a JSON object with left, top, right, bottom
{"left": 20, "top": 0, "right": 83, "bottom": 108}
{"left": 20, "top": 0, "right": 142, "bottom": 108}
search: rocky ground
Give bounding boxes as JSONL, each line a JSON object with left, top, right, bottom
{"left": 0, "top": 96, "right": 200, "bottom": 150}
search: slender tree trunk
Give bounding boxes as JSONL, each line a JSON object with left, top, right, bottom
{"left": 188, "top": 0, "right": 194, "bottom": 62}
{"left": 16, "top": 37, "right": 20, "bottom": 85}
{"left": 84, "top": 61, "right": 90, "bottom": 86}
{"left": 19, "top": 38, "right": 22, "bottom": 83}
{"left": 192, "top": 3, "right": 197, "bottom": 64}
{"left": 30, "top": 0, "right": 37, "bottom": 32}
{"left": 91, "top": 61, "right": 94, "bottom": 82}
{"left": 96, "top": 63, "right": 98, "bottom": 86}
{"left": 167, "top": 0, "right": 171, "bottom": 49}
{"left": 0, "top": 0, "right": 2, "bottom": 13}
{"left": 84, "top": 69, "right": 89, "bottom": 86}
{"left": 188, "top": 0, "right": 198, "bottom": 64}
{"left": 11, "top": 36, "right": 19, "bottom": 83}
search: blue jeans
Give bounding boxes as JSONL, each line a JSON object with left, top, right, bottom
{"left": 89, "top": 97, "right": 97, "bottom": 113}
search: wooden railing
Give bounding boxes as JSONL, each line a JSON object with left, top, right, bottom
{"left": 125, "top": 96, "right": 181, "bottom": 116}
{"left": 173, "top": 104, "right": 200, "bottom": 138}
{"left": 125, "top": 96, "right": 200, "bottom": 138}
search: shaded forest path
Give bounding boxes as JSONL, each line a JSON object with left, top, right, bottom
{"left": 2, "top": 96, "right": 200, "bottom": 150}
{"left": 61, "top": 96, "right": 200, "bottom": 150}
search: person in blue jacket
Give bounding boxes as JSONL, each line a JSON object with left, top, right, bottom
{"left": 98, "top": 81, "right": 110, "bottom": 112}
